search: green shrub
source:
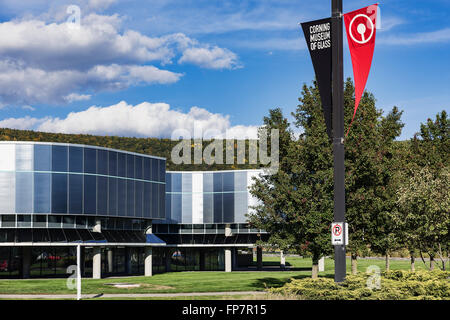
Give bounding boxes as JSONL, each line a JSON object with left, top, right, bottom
{"left": 269, "top": 270, "right": 450, "bottom": 300}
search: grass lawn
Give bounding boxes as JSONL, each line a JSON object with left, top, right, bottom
{"left": 0, "top": 256, "right": 423, "bottom": 296}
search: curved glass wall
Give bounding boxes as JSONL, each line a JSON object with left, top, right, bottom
{"left": 163, "top": 170, "right": 262, "bottom": 224}
{"left": 0, "top": 142, "right": 166, "bottom": 220}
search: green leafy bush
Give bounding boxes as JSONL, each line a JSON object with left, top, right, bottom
{"left": 269, "top": 270, "right": 450, "bottom": 300}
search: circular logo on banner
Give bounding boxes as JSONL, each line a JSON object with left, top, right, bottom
{"left": 332, "top": 224, "right": 342, "bottom": 237}
{"left": 349, "top": 14, "right": 374, "bottom": 44}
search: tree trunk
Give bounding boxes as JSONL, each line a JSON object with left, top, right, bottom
{"left": 385, "top": 253, "right": 390, "bottom": 271}
{"left": 312, "top": 264, "right": 319, "bottom": 279}
{"left": 430, "top": 255, "right": 435, "bottom": 270}
{"left": 410, "top": 253, "right": 415, "bottom": 272}
{"left": 351, "top": 254, "right": 358, "bottom": 275}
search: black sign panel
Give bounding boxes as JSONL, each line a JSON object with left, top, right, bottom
{"left": 301, "top": 18, "right": 332, "bottom": 139}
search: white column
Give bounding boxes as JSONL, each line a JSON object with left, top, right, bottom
{"left": 93, "top": 219, "right": 101, "bottom": 233}
{"left": 92, "top": 247, "right": 101, "bottom": 279}
{"left": 318, "top": 256, "right": 325, "bottom": 272}
{"left": 280, "top": 250, "right": 285, "bottom": 270}
{"left": 225, "top": 224, "right": 232, "bottom": 237}
{"left": 225, "top": 248, "right": 232, "bottom": 272}
{"left": 107, "top": 249, "right": 113, "bottom": 273}
{"left": 145, "top": 247, "right": 153, "bottom": 277}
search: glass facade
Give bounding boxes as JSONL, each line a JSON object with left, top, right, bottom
{"left": 163, "top": 170, "right": 261, "bottom": 224}
{"left": 0, "top": 142, "right": 166, "bottom": 220}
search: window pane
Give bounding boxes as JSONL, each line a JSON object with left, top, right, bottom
{"left": 34, "top": 173, "right": 50, "bottom": 213}
{"left": 17, "top": 215, "right": 31, "bottom": 227}
{"left": 135, "top": 181, "right": 143, "bottom": 217}
{"left": 151, "top": 183, "right": 158, "bottom": 219}
{"left": 97, "top": 150, "right": 108, "bottom": 175}
{"left": 34, "top": 144, "right": 51, "bottom": 171}
{"left": 108, "top": 151, "right": 117, "bottom": 176}
{"left": 15, "top": 144, "right": 33, "bottom": 171}
{"left": 48, "top": 215, "right": 62, "bottom": 228}
{"left": 203, "top": 173, "right": 213, "bottom": 192}
{"left": 223, "top": 192, "right": 234, "bottom": 222}
{"left": 108, "top": 177, "right": 117, "bottom": 216}
{"left": 223, "top": 172, "right": 234, "bottom": 192}
{"left": 83, "top": 175, "right": 96, "bottom": 214}
{"left": 203, "top": 193, "right": 213, "bottom": 223}
{"left": 143, "top": 158, "right": 151, "bottom": 181}
{"left": 135, "top": 156, "right": 143, "bottom": 179}
{"left": 16, "top": 172, "right": 32, "bottom": 213}
{"left": 171, "top": 194, "right": 182, "bottom": 223}
{"left": 117, "top": 179, "right": 126, "bottom": 216}
{"left": 213, "top": 193, "right": 223, "bottom": 223}
{"left": 68, "top": 174, "right": 82, "bottom": 214}
{"left": 69, "top": 146, "right": 83, "bottom": 173}
{"left": 84, "top": 148, "right": 97, "bottom": 174}
{"left": 127, "top": 155, "right": 134, "bottom": 178}
{"left": 143, "top": 182, "right": 151, "bottom": 218}
{"left": 159, "top": 160, "right": 165, "bottom": 182}
{"left": 52, "top": 145, "right": 68, "bottom": 172}
{"left": 213, "top": 172, "right": 223, "bottom": 192}
{"left": 52, "top": 173, "right": 67, "bottom": 213}
{"left": 159, "top": 184, "right": 165, "bottom": 219}
{"left": 97, "top": 176, "right": 108, "bottom": 215}
{"left": 151, "top": 159, "right": 158, "bottom": 181}
{"left": 126, "top": 180, "right": 134, "bottom": 216}
{"left": 117, "top": 153, "right": 126, "bottom": 177}
{"left": 33, "top": 215, "right": 47, "bottom": 228}
{"left": 171, "top": 173, "right": 182, "bottom": 192}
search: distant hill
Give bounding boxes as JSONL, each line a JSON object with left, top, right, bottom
{"left": 0, "top": 127, "right": 262, "bottom": 171}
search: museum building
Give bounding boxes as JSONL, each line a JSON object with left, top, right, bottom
{"left": 0, "top": 141, "right": 267, "bottom": 278}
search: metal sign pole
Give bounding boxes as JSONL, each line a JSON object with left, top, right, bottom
{"left": 331, "top": 0, "right": 346, "bottom": 283}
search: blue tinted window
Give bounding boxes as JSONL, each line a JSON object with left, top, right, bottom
{"left": 83, "top": 175, "right": 96, "bottom": 214}
{"left": 135, "top": 181, "right": 143, "bottom": 217}
{"left": 69, "top": 146, "right": 83, "bottom": 172}
{"left": 117, "top": 179, "right": 126, "bottom": 216}
{"left": 151, "top": 183, "right": 159, "bottom": 219}
{"left": 15, "top": 172, "right": 32, "bottom": 213}
{"left": 234, "top": 192, "right": 248, "bottom": 223}
{"left": 97, "top": 150, "right": 108, "bottom": 175}
{"left": 84, "top": 148, "right": 97, "bottom": 174}
{"left": 117, "top": 153, "right": 126, "bottom": 177}
{"left": 135, "top": 156, "right": 143, "bottom": 179}
{"left": 203, "top": 173, "right": 213, "bottom": 192}
{"left": 108, "top": 151, "right": 117, "bottom": 176}
{"left": 127, "top": 155, "right": 134, "bottom": 178}
{"left": 52, "top": 173, "right": 67, "bottom": 213}
{"left": 126, "top": 180, "right": 135, "bottom": 216}
{"left": 159, "top": 160, "right": 166, "bottom": 182}
{"left": 223, "top": 193, "right": 234, "bottom": 223}
{"left": 143, "top": 182, "right": 151, "bottom": 218}
{"left": 213, "top": 172, "right": 223, "bottom": 192}
{"left": 52, "top": 145, "right": 68, "bottom": 172}
{"left": 158, "top": 184, "right": 165, "bottom": 219}
{"left": 171, "top": 173, "right": 182, "bottom": 192}
{"left": 34, "top": 173, "right": 50, "bottom": 213}
{"left": 68, "top": 174, "right": 82, "bottom": 214}
{"left": 213, "top": 193, "right": 223, "bottom": 223}
{"left": 108, "top": 177, "right": 117, "bottom": 216}
{"left": 164, "top": 187, "right": 171, "bottom": 220}
{"left": 143, "top": 158, "right": 151, "bottom": 180}
{"left": 97, "top": 176, "right": 107, "bottom": 214}
{"left": 223, "top": 172, "right": 234, "bottom": 192}
{"left": 171, "top": 194, "right": 182, "bottom": 223}
{"left": 151, "top": 159, "right": 158, "bottom": 181}
{"left": 182, "top": 192, "right": 192, "bottom": 223}
{"left": 203, "top": 193, "right": 213, "bottom": 223}
{"left": 34, "top": 145, "right": 51, "bottom": 171}
{"left": 165, "top": 172, "right": 171, "bottom": 192}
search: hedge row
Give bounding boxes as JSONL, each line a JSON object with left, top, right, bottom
{"left": 269, "top": 270, "right": 450, "bottom": 300}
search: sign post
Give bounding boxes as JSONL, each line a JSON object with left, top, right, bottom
{"left": 331, "top": 0, "right": 346, "bottom": 283}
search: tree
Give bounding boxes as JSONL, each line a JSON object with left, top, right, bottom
{"left": 343, "top": 79, "right": 404, "bottom": 273}
{"left": 397, "top": 167, "right": 450, "bottom": 270}
{"left": 248, "top": 82, "right": 334, "bottom": 278}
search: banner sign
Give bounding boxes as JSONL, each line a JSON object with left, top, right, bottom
{"left": 344, "top": 4, "right": 378, "bottom": 135}
{"left": 301, "top": 18, "right": 333, "bottom": 139}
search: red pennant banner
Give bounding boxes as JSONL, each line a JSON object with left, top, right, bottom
{"left": 344, "top": 4, "right": 378, "bottom": 136}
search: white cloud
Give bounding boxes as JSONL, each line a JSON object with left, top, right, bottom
{"left": 0, "top": 101, "right": 259, "bottom": 139}
{"left": 0, "top": 12, "right": 239, "bottom": 105}
{"left": 379, "top": 28, "right": 450, "bottom": 45}
{"left": 179, "top": 46, "right": 241, "bottom": 69}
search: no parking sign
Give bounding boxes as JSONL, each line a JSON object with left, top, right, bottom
{"left": 331, "top": 222, "right": 348, "bottom": 245}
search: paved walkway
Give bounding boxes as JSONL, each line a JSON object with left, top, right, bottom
{"left": 0, "top": 291, "right": 266, "bottom": 299}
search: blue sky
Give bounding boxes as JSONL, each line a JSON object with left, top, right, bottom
{"left": 0, "top": 0, "right": 448, "bottom": 140}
